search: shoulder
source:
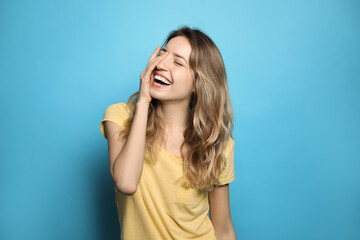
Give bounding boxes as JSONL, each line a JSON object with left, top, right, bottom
{"left": 103, "top": 102, "right": 134, "bottom": 122}
{"left": 224, "top": 137, "right": 234, "bottom": 154}
{"left": 105, "top": 102, "right": 132, "bottom": 115}
{"left": 100, "top": 102, "right": 133, "bottom": 139}
{"left": 227, "top": 137, "right": 234, "bottom": 146}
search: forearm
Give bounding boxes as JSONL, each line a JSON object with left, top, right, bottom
{"left": 112, "top": 100, "right": 149, "bottom": 193}
{"left": 214, "top": 226, "right": 237, "bottom": 240}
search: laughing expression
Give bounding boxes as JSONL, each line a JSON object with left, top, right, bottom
{"left": 150, "top": 36, "right": 195, "bottom": 103}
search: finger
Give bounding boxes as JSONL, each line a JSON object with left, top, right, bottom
{"left": 148, "top": 46, "right": 161, "bottom": 64}
{"left": 143, "top": 52, "right": 168, "bottom": 79}
{"left": 143, "top": 51, "right": 168, "bottom": 74}
{"left": 148, "top": 51, "right": 168, "bottom": 69}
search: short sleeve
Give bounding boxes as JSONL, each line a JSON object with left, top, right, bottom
{"left": 100, "top": 102, "right": 131, "bottom": 139}
{"left": 218, "top": 137, "right": 235, "bottom": 185}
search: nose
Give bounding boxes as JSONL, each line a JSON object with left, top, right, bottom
{"left": 156, "top": 54, "right": 170, "bottom": 70}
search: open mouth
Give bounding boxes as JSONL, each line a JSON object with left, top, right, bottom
{"left": 154, "top": 74, "right": 171, "bottom": 86}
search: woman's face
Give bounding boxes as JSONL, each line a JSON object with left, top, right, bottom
{"left": 150, "top": 36, "right": 195, "bottom": 104}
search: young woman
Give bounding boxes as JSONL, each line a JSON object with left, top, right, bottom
{"left": 100, "top": 26, "right": 237, "bottom": 240}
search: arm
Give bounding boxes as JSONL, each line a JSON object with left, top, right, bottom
{"left": 104, "top": 101, "right": 149, "bottom": 195}
{"left": 104, "top": 46, "right": 168, "bottom": 195}
{"left": 209, "top": 184, "right": 237, "bottom": 240}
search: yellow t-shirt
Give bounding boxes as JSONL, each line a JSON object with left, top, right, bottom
{"left": 100, "top": 102, "right": 235, "bottom": 240}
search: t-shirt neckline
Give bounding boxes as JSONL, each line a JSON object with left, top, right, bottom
{"left": 158, "top": 145, "right": 183, "bottom": 161}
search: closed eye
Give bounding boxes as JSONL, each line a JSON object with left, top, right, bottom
{"left": 175, "top": 61, "right": 183, "bottom": 66}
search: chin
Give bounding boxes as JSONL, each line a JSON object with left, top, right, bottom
{"left": 149, "top": 90, "right": 165, "bottom": 101}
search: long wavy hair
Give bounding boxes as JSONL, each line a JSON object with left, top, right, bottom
{"left": 121, "top": 26, "right": 233, "bottom": 192}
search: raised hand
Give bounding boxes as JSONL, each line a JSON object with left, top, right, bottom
{"left": 138, "top": 46, "right": 168, "bottom": 104}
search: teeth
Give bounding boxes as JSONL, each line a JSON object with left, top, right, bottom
{"left": 154, "top": 75, "right": 171, "bottom": 85}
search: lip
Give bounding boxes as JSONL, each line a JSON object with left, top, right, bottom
{"left": 152, "top": 80, "right": 170, "bottom": 88}
{"left": 153, "top": 72, "right": 172, "bottom": 84}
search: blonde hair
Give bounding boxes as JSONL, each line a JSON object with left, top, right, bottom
{"left": 121, "top": 26, "right": 233, "bottom": 191}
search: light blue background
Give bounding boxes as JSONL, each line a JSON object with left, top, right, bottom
{"left": 1, "top": 0, "right": 359, "bottom": 239}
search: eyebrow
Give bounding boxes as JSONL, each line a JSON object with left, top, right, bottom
{"left": 161, "top": 48, "right": 188, "bottom": 65}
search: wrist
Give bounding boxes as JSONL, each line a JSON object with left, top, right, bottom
{"left": 136, "top": 99, "right": 151, "bottom": 109}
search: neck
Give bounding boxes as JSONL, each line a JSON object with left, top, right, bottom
{"left": 155, "top": 99, "right": 190, "bottom": 133}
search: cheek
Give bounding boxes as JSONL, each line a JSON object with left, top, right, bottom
{"left": 175, "top": 74, "right": 194, "bottom": 91}
{"left": 171, "top": 69, "right": 195, "bottom": 93}
{"left": 175, "top": 70, "right": 194, "bottom": 84}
